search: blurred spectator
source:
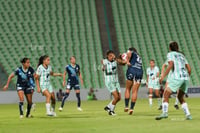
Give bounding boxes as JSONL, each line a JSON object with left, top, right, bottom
{"left": 87, "top": 88, "right": 97, "bottom": 100}
{"left": 57, "top": 89, "right": 65, "bottom": 101}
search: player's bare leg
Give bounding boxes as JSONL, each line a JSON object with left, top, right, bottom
{"left": 25, "top": 93, "right": 33, "bottom": 118}
{"left": 51, "top": 92, "right": 56, "bottom": 116}
{"left": 124, "top": 80, "right": 133, "bottom": 112}
{"left": 155, "top": 89, "right": 162, "bottom": 110}
{"left": 43, "top": 90, "right": 53, "bottom": 116}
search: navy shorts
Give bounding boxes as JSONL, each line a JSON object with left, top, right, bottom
{"left": 17, "top": 86, "right": 34, "bottom": 94}
{"left": 66, "top": 79, "right": 80, "bottom": 90}
{"left": 126, "top": 68, "right": 143, "bottom": 83}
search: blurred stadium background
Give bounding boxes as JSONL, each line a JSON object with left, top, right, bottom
{"left": 0, "top": 0, "right": 199, "bottom": 94}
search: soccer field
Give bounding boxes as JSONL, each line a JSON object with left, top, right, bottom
{"left": 0, "top": 98, "right": 199, "bottom": 133}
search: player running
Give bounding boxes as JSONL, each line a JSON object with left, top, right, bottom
{"left": 59, "top": 56, "right": 84, "bottom": 112}
{"left": 102, "top": 50, "right": 126, "bottom": 116}
{"left": 146, "top": 59, "right": 162, "bottom": 110}
{"left": 124, "top": 47, "right": 143, "bottom": 115}
{"left": 156, "top": 41, "right": 192, "bottom": 120}
{"left": 35, "top": 55, "right": 62, "bottom": 116}
{"left": 3, "top": 58, "right": 35, "bottom": 118}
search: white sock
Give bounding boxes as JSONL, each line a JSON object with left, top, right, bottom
{"left": 175, "top": 97, "right": 179, "bottom": 105}
{"left": 108, "top": 101, "right": 115, "bottom": 111}
{"left": 181, "top": 103, "right": 191, "bottom": 116}
{"left": 162, "top": 102, "right": 169, "bottom": 114}
{"left": 149, "top": 98, "right": 153, "bottom": 105}
{"left": 46, "top": 103, "right": 51, "bottom": 114}
{"left": 51, "top": 104, "right": 55, "bottom": 112}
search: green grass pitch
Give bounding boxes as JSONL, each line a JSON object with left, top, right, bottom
{"left": 0, "top": 98, "right": 199, "bottom": 133}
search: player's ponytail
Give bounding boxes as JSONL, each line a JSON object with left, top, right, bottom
{"left": 20, "top": 57, "right": 29, "bottom": 64}
{"left": 37, "top": 55, "right": 49, "bottom": 67}
{"left": 169, "top": 41, "right": 179, "bottom": 52}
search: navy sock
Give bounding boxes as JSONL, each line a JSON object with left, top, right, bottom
{"left": 61, "top": 93, "right": 69, "bottom": 108}
{"left": 130, "top": 102, "right": 136, "bottom": 110}
{"left": 26, "top": 103, "right": 32, "bottom": 117}
{"left": 125, "top": 98, "right": 130, "bottom": 108}
{"left": 19, "top": 102, "right": 24, "bottom": 115}
{"left": 76, "top": 93, "right": 81, "bottom": 107}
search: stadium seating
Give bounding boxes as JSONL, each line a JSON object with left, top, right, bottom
{"left": 111, "top": 0, "right": 200, "bottom": 86}
{"left": 0, "top": 0, "right": 104, "bottom": 89}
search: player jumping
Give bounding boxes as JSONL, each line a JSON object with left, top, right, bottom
{"left": 124, "top": 47, "right": 143, "bottom": 115}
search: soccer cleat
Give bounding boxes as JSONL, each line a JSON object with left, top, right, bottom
{"left": 46, "top": 112, "right": 54, "bottom": 116}
{"left": 158, "top": 105, "right": 162, "bottom": 110}
{"left": 52, "top": 112, "right": 57, "bottom": 117}
{"left": 109, "top": 111, "right": 116, "bottom": 116}
{"left": 124, "top": 107, "right": 129, "bottom": 112}
{"left": 186, "top": 115, "right": 192, "bottom": 120}
{"left": 20, "top": 115, "right": 24, "bottom": 119}
{"left": 58, "top": 107, "right": 63, "bottom": 112}
{"left": 155, "top": 113, "right": 168, "bottom": 120}
{"left": 104, "top": 106, "right": 110, "bottom": 113}
{"left": 26, "top": 114, "right": 34, "bottom": 118}
{"left": 174, "top": 105, "right": 179, "bottom": 110}
{"left": 77, "top": 107, "right": 83, "bottom": 111}
{"left": 128, "top": 109, "right": 133, "bottom": 115}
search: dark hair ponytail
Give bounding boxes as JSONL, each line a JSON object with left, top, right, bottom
{"left": 37, "top": 55, "right": 49, "bottom": 67}
{"left": 20, "top": 57, "right": 29, "bottom": 64}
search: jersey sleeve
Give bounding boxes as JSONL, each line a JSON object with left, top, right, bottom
{"left": 146, "top": 68, "right": 149, "bottom": 75}
{"left": 14, "top": 68, "right": 19, "bottom": 75}
{"left": 167, "top": 52, "right": 174, "bottom": 62}
{"left": 102, "top": 59, "right": 107, "bottom": 65}
{"left": 30, "top": 67, "right": 35, "bottom": 74}
{"left": 156, "top": 66, "right": 159, "bottom": 73}
{"left": 49, "top": 65, "right": 52, "bottom": 72}
{"left": 36, "top": 66, "right": 41, "bottom": 76}
{"left": 164, "top": 60, "right": 168, "bottom": 65}
{"left": 185, "top": 57, "right": 189, "bottom": 64}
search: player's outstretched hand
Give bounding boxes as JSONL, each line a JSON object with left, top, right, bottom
{"left": 3, "top": 85, "right": 8, "bottom": 91}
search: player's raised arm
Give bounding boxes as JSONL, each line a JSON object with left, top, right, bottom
{"left": 3, "top": 72, "right": 15, "bottom": 91}
{"left": 161, "top": 63, "right": 167, "bottom": 77}
{"left": 116, "top": 54, "right": 127, "bottom": 65}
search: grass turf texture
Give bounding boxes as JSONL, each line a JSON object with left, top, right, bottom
{"left": 0, "top": 98, "right": 199, "bottom": 133}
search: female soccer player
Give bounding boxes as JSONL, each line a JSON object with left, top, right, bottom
{"left": 102, "top": 50, "right": 126, "bottom": 116}
{"left": 59, "top": 56, "right": 84, "bottom": 111}
{"left": 156, "top": 41, "right": 192, "bottom": 120}
{"left": 146, "top": 59, "right": 162, "bottom": 110}
{"left": 3, "top": 58, "right": 35, "bottom": 118}
{"left": 124, "top": 47, "right": 143, "bottom": 115}
{"left": 35, "top": 55, "right": 62, "bottom": 116}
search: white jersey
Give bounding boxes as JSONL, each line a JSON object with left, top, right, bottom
{"left": 147, "top": 66, "right": 159, "bottom": 84}
{"left": 167, "top": 51, "right": 189, "bottom": 80}
{"left": 103, "top": 59, "right": 118, "bottom": 83}
{"left": 36, "top": 64, "right": 52, "bottom": 86}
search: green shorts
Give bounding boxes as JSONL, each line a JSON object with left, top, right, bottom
{"left": 168, "top": 79, "right": 189, "bottom": 93}
{"left": 40, "top": 84, "right": 54, "bottom": 93}
{"left": 148, "top": 82, "right": 160, "bottom": 90}
{"left": 105, "top": 81, "right": 121, "bottom": 93}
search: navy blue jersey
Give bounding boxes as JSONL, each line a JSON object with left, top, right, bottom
{"left": 15, "top": 66, "right": 35, "bottom": 89}
{"left": 66, "top": 64, "right": 80, "bottom": 84}
{"left": 128, "top": 52, "right": 143, "bottom": 70}
{"left": 126, "top": 52, "right": 143, "bottom": 82}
